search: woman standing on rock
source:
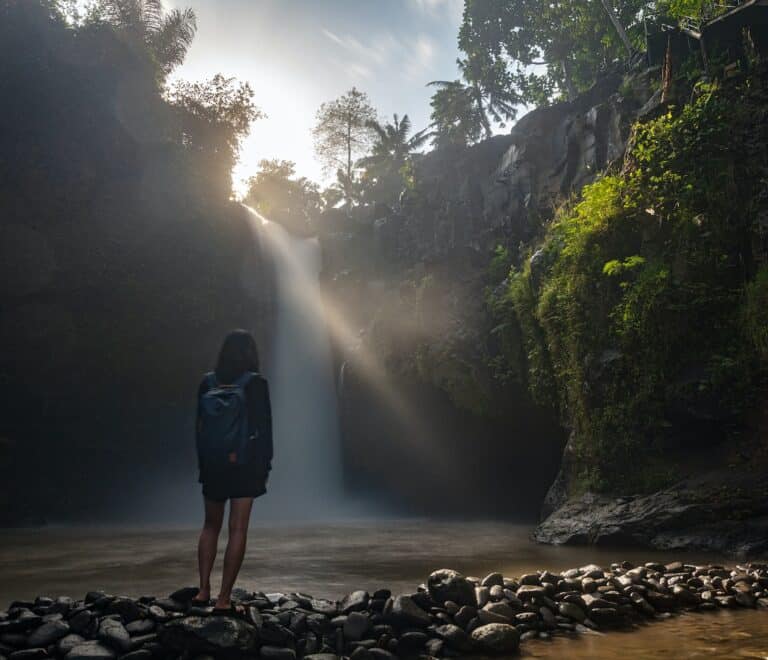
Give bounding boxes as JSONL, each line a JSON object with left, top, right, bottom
{"left": 192, "top": 329, "right": 272, "bottom": 613}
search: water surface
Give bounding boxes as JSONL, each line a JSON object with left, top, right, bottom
{"left": 1, "top": 521, "right": 766, "bottom": 659}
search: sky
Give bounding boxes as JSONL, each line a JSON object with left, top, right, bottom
{"left": 163, "top": 0, "right": 465, "bottom": 196}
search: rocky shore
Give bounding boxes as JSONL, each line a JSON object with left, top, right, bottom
{"left": 2, "top": 562, "right": 768, "bottom": 659}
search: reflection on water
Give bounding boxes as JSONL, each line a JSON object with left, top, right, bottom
{"left": 1, "top": 521, "right": 766, "bottom": 659}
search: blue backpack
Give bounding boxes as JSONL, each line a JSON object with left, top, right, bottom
{"left": 197, "top": 371, "right": 256, "bottom": 466}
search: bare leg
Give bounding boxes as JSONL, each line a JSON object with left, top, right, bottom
{"left": 196, "top": 497, "right": 225, "bottom": 602}
{"left": 215, "top": 497, "right": 254, "bottom": 608}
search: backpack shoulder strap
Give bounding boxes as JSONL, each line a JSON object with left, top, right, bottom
{"left": 234, "top": 371, "right": 255, "bottom": 389}
{"left": 206, "top": 371, "right": 218, "bottom": 389}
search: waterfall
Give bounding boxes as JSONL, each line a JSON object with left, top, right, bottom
{"left": 245, "top": 207, "right": 343, "bottom": 518}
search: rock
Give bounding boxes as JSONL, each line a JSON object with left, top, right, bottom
{"left": 97, "top": 619, "right": 131, "bottom": 653}
{"left": 57, "top": 633, "right": 86, "bottom": 655}
{"left": 672, "top": 585, "right": 700, "bottom": 607}
{"left": 159, "top": 616, "right": 259, "bottom": 654}
{"left": 396, "top": 631, "right": 428, "bottom": 653}
{"left": 589, "top": 608, "right": 623, "bottom": 628}
{"left": 433, "top": 624, "right": 471, "bottom": 651}
{"left": 124, "top": 619, "right": 154, "bottom": 635}
{"left": 65, "top": 641, "right": 117, "bottom": 660}
{"left": 339, "top": 592, "right": 369, "bottom": 615}
{"left": 342, "top": 612, "right": 370, "bottom": 641}
{"left": 427, "top": 570, "right": 476, "bottom": 607}
{"left": 469, "top": 623, "right": 520, "bottom": 654}
{"left": 169, "top": 587, "right": 200, "bottom": 603}
{"left": 118, "top": 652, "right": 152, "bottom": 660}
{"left": 452, "top": 605, "right": 476, "bottom": 629}
{"left": 367, "top": 649, "right": 397, "bottom": 660}
{"left": 67, "top": 609, "right": 95, "bottom": 635}
{"left": 104, "top": 598, "right": 142, "bottom": 623}
{"left": 481, "top": 573, "right": 504, "bottom": 588}
{"left": 260, "top": 646, "right": 296, "bottom": 660}
{"left": 26, "top": 620, "right": 69, "bottom": 647}
{"left": 303, "top": 655, "right": 338, "bottom": 660}
{"left": 387, "top": 596, "right": 431, "bottom": 628}
{"left": 311, "top": 600, "right": 338, "bottom": 617}
{"left": 558, "top": 601, "right": 586, "bottom": 623}
{"left": 9, "top": 650, "right": 48, "bottom": 660}
{"left": 474, "top": 587, "right": 489, "bottom": 608}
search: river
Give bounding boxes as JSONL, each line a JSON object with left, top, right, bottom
{"left": 1, "top": 520, "right": 766, "bottom": 659}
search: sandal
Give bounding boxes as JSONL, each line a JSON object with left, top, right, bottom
{"left": 211, "top": 603, "right": 246, "bottom": 618}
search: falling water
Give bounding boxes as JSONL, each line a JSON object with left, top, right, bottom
{"left": 245, "top": 207, "right": 343, "bottom": 518}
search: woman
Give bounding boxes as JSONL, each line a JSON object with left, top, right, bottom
{"left": 192, "top": 329, "right": 272, "bottom": 612}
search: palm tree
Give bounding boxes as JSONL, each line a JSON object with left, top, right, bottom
{"left": 358, "top": 114, "right": 431, "bottom": 173}
{"left": 428, "top": 57, "right": 518, "bottom": 142}
{"left": 97, "top": 0, "right": 197, "bottom": 76}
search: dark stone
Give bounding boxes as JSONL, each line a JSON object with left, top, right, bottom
{"left": 57, "top": 633, "right": 86, "bottom": 655}
{"left": 469, "top": 623, "right": 520, "bottom": 654}
{"left": 118, "top": 651, "right": 152, "bottom": 660}
{"left": 65, "top": 641, "right": 117, "bottom": 660}
{"left": 311, "top": 600, "right": 338, "bottom": 617}
{"left": 26, "top": 620, "right": 69, "bottom": 647}
{"left": 339, "top": 592, "right": 369, "bottom": 615}
{"left": 97, "top": 619, "right": 131, "bottom": 653}
{"left": 67, "top": 610, "right": 94, "bottom": 635}
{"left": 427, "top": 570, "right": 476, "bottom": 607}
{"left": 387, "top": 596, "right": 431, "bottom": 628}
{"left": 260, "top": 646, "right": 296, "bottom": 660}
{"left": 433, "top": 624, "right": 471, "bottom": 651}
{"left": 105, "top": 598, "right": 142, "bottom": 623}
{"left": 9, "top": 650, "right": 48, "bottom": 660}
{"left": 159, "top": 616, "right": 259, "bottom": 654}
{"left": 125, "top": 619, "right": 154, "bottom": 635}
{"left": 452, "top": 605, "right": 476, "bottom": 629}
{"left": 343, "top": 612, "right": 370, "bottom": 641}
{"left": 396, "top": 631, "right": 428, "bottom": 653}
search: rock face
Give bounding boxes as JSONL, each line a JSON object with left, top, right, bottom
{"left": 326, "top": 63, "right": 657, "bottom": 520}
{"left": 535, "top": 470, "right": 768, "bottom": 558}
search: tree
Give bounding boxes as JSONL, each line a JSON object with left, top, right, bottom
{"left": 459, "top": 0, "right": 649, "bottom": 105}
{"left": 93, "top": 0, "right": 197, "bottom": 77}
{"left": 167, "top": 75, "right": 264, "bottom": 197}
{"left": 428, "top": 80, "right": 484, "bottom": 149}
{"left": 244, "top": 159, "right": 321, "bottom": 234}
{"left": 357, "top": 113, "right": 430, "bottom": 202}
{"left": 312, "top": 87, "right": 377, "bottom": 206}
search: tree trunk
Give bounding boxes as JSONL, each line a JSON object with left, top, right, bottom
{"left": 561, "top": 58, "right": 577, "bottom": 101}
{"left": 599, "top": 0, "right": 633, "bottom": 57}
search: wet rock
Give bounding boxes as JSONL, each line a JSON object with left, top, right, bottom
{"left": 97, "top": 619, "right": 131, "bottom": 653}
{"left": 558, "top": 602, "right": 586, "bottom": 623}
{"left": 26, "top": 620, "right": 69, "bottom": 647}
{"left": 427, "top": 570, "right": 476, "bottom": 607}
{"left": 57, "top": 633, "right": 86, "bottom": 655}
{"left": 160, "top": 616, "right": 259, "bottom": 655}
{"left": 260, "top": 646, "right": 296, "bottom": 660}
{"left": 105, "top": 598, "right": 142, "bottom": 623}
{"left": 9, "top": 649, "right": 48, "bottom": 659}
{"left": 433, "top": 624, "right": 471, "bottom": 651}
{"left": 387, "top": 596, "right": 431, "bottom": 628}
{"left": 340, "top": 592, "right": 369, "bottom": 615}
{"left": 125, "top": 619, "right": 154, "bottom": 635}
{"left": 481, "top": 573, "right": 504, "bottom": 588}
{"left": 66, "top": 641, "right": 117, "bottom": 660}
{"left": 469, "top": 623, "right": 520, "bottom": 654}
{"left": 343, "top": 612, "right": 370, "bottom": 641}
{"left": 452, "top": 605, "right": 476, "bottom": 629}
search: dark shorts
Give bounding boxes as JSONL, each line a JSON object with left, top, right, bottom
{"left": 199, "top": 461, "right": 270, "bottom": 502}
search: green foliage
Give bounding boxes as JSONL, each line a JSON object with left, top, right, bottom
{"left": 459, "top": 0, "right": 648, "bottom": 105}
{"left": 312, "top": 87, "right": 377, "bottom": 205}
{"left": 488, "top": 245, "right": 512, "bottom": 282}
{"left": 357, "top": 114, "right": 430, "bottom": 204}
{"left": 487, "top": 75, "right": 768, "bottom": 493}
{"left": 244, "top": 159, "right": 321, "bottom": 235}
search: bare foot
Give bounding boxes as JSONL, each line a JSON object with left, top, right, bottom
{"left": 191, "top": 588, "right": 210, "bottom": 604}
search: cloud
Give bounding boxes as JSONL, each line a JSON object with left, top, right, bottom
{"left": 404, "top": 34, "right": 437, "bottom": 81}
{"left": 409, "top": 0, "right": 463, "bottom": 20}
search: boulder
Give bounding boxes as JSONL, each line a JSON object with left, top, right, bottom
{"left": 26, "top": 620, "right": 69, "bottom": 647}
{"left": 159, "top": 616, "right": 259, "bottom": 655}
{"left": 387, "top": 596, "right": 431, "bottom": 628}
{"left": 469, "top": 623, "right": 520, "bottom": 654}
{"left": 427, "top": 570, "right": 476, "bottom": 607}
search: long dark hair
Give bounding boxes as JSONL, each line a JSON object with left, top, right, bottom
{"left": 215, "top": 329, "right": 260, "bottom": 383}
